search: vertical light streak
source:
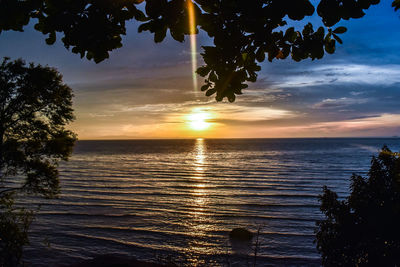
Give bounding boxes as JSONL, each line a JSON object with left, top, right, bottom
{"left": 187, "top": 0, "right": 198, "bottom": 92}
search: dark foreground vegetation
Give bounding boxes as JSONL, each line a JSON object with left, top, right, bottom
{"left": 1, "top": 0, "right": 400, "bottom": 264}
{"left": 316, "top": 146, "right": 400, "bottom": 266}
{"left": 0, "top": 58, "right": 76, "bottom": 266}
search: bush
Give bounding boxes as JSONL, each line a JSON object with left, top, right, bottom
{"left": 316, "top": 146, "right": 400, "bottom": 266}
{"left": 0, "top": 193, "right": 33, "bottom": 266}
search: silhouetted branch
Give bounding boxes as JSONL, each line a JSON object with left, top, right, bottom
{"left": 0, "top": 186, "right": 24, "bottom": 196}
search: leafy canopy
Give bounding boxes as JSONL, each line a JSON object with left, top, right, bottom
{"left": 1, "top": 0, "right": 399, "bottom": 101}
{"left": 316, "top": 146, "right": 400, "bottom": 266}
{"left": 0, "top": 58, "right": 76, "bottom": 198}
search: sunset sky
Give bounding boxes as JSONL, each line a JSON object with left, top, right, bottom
{"left": 1, "top": 2, "right": 400, "bottom": 139}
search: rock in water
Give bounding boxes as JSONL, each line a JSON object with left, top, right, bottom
{"left": 229, "top": 228, "right": 254, "bottom": 255}
{"left": 229, "top": 228, "right": 253, "bottom": 242}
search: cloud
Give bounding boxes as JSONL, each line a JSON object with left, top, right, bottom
{"left": 279, "top": 64, "right": 400, "bottom": 88}
{"left": 350, "top": 91, "right": 365, "bottom": 96}
{"left": 313, "top": 97, "right": 369, "bottom": 109}
{"left": 89, "top": 113, "right": 115, "bottom": 118}
{"left": 273, "top": 113, "right": 400, "bottom": 137}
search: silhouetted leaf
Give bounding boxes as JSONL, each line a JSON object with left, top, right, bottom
{"left": 332, "top": 33, "right": 343, "bottom": 44}
{"left": 242, "top": 53, "right": 249, "bottom": 62}
{"left": 196, "top": 66, "right": 210, "bottom": 77}
{"left": 138, "top": 23, "right": 151, "bottom": 33}
{"left": 333, "top": 26, "right": 347, "bottom": 34}
{"left": 255, "top": 48, "right": 265, "bottom": 62}
{"left": 154, "top": 27, "right": 167, "bottom": 43}
{"left": 205, "top": 88, "right": 216, "bottom": 96}
{"left": 393, "top": 0, "right": 400, "bottom": 11}
{"left": 209, "top": 71, "right": 217, "bottom": 82}
{"left": 285, "top": 27, "right": 297, "bottom": 42}
{"left": 325, "top": 39, "right": 336, "bottom": 54}
{"left": 200, "top": 84, "right": 210, "bottom": 91}
{"left": 45, "top": 31, "right": 56, "bottom": 45}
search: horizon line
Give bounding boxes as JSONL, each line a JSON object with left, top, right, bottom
{"left": 75, "top": 136, "right": 400, "bottom": 141}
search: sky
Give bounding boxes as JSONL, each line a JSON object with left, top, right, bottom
{"left": 1, "top": 2, "right": 400, "bottom": 139}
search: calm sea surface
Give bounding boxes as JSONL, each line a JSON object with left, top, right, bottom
{"left": 23, "top": 138, "right": 400, "bottom": 266}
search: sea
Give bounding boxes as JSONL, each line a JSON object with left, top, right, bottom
{"left": 22, "top": 138, "right": 400, "bottom": 266}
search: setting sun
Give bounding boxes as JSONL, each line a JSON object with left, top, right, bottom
{"left": 186, "top": 109, "right": 212, "bottom": 131}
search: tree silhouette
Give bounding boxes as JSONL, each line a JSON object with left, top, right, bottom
{"left": 0, "top": 58, "right": 76, "bottom": 265}
{"left": 0, "top": 58, "right": 76, "bottom": 198}
{"left": 1, "top": 0, "right": 398, "bottom": 101}
{"left": 316, "top": 146, "right": 400, "bottom": 266}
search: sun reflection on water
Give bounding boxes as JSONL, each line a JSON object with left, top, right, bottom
{"left": 183, "top": 138, "right": 215, "bottom": 263}
{"left": 194, "top": 138, "right": 205, "bottom": 176}
{"left": 193, "top": 138, "right": 207, "bottom": 207}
